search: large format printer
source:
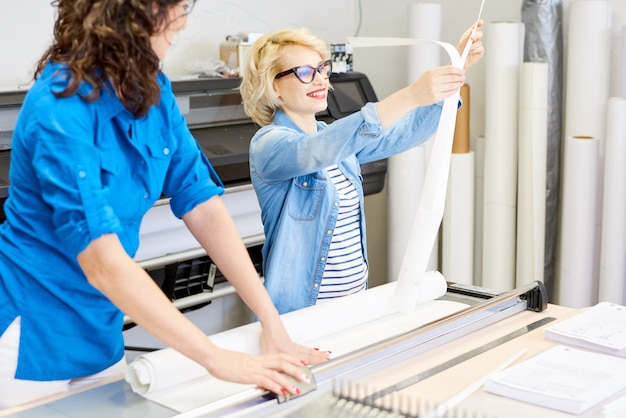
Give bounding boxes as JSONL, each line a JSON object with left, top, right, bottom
{"left": 0, "top": 72, "right": 386, "bottom": 329}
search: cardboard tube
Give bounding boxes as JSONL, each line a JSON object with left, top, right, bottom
{"left": 452, "top": 84, "right": 470, "bottom": 154}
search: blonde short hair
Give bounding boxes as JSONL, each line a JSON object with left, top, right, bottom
{"left": 240, "top": 28, "right": 330, "bottom": 127}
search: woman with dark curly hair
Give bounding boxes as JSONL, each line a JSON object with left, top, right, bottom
{"left": 0, "top": 0, "right": 325, "bottom": 409}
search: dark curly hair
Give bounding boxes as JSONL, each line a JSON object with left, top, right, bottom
{"left": 35, "top": 0, "right": 184, "bottom": 117}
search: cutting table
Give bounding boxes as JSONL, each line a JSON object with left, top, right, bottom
{"left": 3, "top": 280, "right": 621, "bottom": 418}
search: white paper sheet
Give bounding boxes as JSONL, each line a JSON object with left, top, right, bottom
{"left": 544, "top": 301, "right": 626, "bottom": 354}
{"left": 515, "top": 62, "right": 548, "bottom": 287}
{"left": 598, "top": 98, "right": 626, "bottom": 304}
{"left": 482, "top": 22, "right": 524, "bottom": 292}
{"left": 484, "top": 345, "right": 626, "bottom": 415}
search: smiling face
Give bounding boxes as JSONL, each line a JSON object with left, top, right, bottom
{"left": 150, "top": 1, "right": 189, "bottom": 61}
{"left": 273, "top": 45, "right": 330, "bottom": 132}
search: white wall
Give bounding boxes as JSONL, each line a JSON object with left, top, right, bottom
{"left": 0, "top": 0, "right": 358, "bottom": 91}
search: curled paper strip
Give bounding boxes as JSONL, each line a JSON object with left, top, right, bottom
{"left": 348, "top": 0, "right": 484, "bottom": 312}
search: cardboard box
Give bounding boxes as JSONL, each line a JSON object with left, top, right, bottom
{"left": 219, "top": 33, "right": 262, "bottom": 72}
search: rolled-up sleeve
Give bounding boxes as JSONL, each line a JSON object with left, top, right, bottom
{"left": 160, "top": 80, "right": 224, "bottom": 219}
{"left": 167, "top": 144, "right": 225, "bottom": 218}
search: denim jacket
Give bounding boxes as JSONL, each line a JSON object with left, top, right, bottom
{"left": 250, "top": 102, "right": 442, "bottom": 314}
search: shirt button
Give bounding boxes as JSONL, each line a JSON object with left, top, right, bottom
{"left": 314, "top": 284, "right": 319, "bottom": 288}
{"left": 302, "top": 182, "right": 308, "bottom": 187}
{"left": 320, "top": 257, "right": 325, "bottom": 262}
{"left": 163, "top": 148, "right": 170, "bottom": 156}
{"left": 143, "top": 192, "right": 149, "bottom": 199}
{"left": 327, "top": 230, "right": 332, "bottom": 235}
{"left": 334, "top": 202, "right": 339, "bottom": 207}
{"left": 78, "top": 170, "right": 86, "bottom": 178}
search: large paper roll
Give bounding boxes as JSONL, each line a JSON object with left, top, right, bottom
{"left": 442, "top": 152, "right": 475, "bottom": 284}
{"left": 388, "top": 2, "right": 441, "bottom": 281}
{"left": 452, "top": 84, "right": 471, "bottom": 154}
{"left": 598, "top": 98, "right": 626, "bottom": 304}
{"left": 516, "top": 63, "right": 548, "bottom": 287}
{"left": 563, "top": 0, "right": 611, "bottom": 303}
{"left": 557, "top": 136, "right": 599, "bottom": 308}
{"left": 564, "top": 1, "right": 611, "bottom": 140}
{"left": 473, "top": 135, "right": 485, "bottom": 286}
{"left": 125, "top": 279, "right": 460, "bottom": 412}
{"left": 482, "top": 22, "right": 524, "bottom": 291}
{"left": 622, "top": 26, "right": 626, "bottom": 98}
{"left": 442, "top": 84, "right": 474, "bottom": 285}
{"left": 347, "top": 7, "right": 484, "bottom": 311}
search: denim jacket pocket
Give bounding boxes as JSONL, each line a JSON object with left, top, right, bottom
{"left": 287, "top": 174, "right": 326, "bottom": 221}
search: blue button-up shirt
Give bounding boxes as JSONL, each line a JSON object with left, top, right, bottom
{"left": 250, "top": 103, "right": 442, "bottom": 315}
{"left": 0, "top": 62, "right": 223, "bottom": 380}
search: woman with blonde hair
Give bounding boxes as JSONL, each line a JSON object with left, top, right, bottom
{"left": 240, "top": 25, "right": 483, "bottom": 315}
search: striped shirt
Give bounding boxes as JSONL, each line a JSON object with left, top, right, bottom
{"left": 318, "top": 165, "right": 368, "bottom": 301}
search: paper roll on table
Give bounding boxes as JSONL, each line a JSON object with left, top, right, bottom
{"left": 125, "top": 279, "right": 462, "bottom": 413}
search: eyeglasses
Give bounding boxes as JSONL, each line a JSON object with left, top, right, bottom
{"left": 182, "top": 0, "right": 195, "bottom": 15}
{"left": 275, "top": 60, "right": 332, "bottom": 84}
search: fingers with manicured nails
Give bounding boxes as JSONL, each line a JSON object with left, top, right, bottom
{"left": 258, "top": 325, "right": 329, "bottom": 366}
{"left": 203, "top": 347, "right": 314, "bottom": 396}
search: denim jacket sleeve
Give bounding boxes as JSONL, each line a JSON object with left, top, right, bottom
{"left": 250, "top": 102, "right": 443, "bottom": 183}
{"left": 355, "top": 101, "right": 443, "bottom": 164}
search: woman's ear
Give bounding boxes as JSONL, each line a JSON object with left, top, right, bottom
{"left": 272, "top": 81, "right": 282, "bottom": 101}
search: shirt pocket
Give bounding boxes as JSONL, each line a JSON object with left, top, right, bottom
{"left": 288, "top": 175, "right": 326, "bottom": 221}
{"left": 146, "top": 133, "right": 176, "bottom": 160}
{"left": 145, "top": 133, "right": 177, "bottom": 194}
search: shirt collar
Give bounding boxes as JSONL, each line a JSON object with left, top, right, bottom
{"left": 44, "top": 62, "right": 128, "bottom": 121}
{"left": 273, "top": 109, "right": 326, "bottom": 133}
